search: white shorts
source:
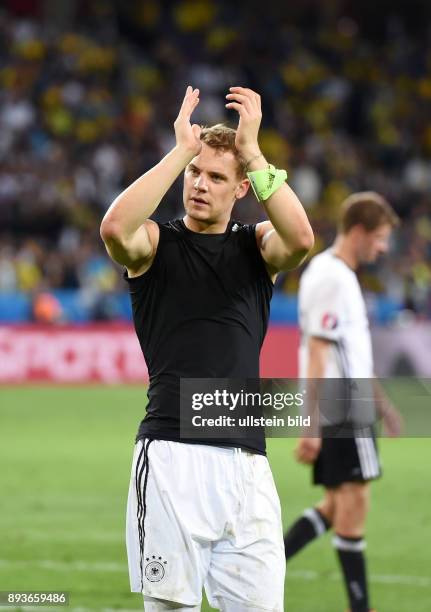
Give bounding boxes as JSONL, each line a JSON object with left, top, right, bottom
{"left": 126, "top": 439, "right": 285, "bottom": 610}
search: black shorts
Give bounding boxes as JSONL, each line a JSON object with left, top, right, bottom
{"left": 313, "top": 425, "right": 382, "bottom": 488}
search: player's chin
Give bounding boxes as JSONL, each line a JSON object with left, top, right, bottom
{"left": 186, "top": 204, "right": 212, "bottom": 219}
{"left": 364, "top": 252, "right": 379, "bottom": 263}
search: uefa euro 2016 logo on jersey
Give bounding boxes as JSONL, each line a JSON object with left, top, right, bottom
{"left": 144, "top": 556, "right": 167, "bottom": 582}
{"left": 321, "top": 312, "right": 338, "bottom": 330}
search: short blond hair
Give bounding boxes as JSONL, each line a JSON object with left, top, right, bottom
{"left": 339, "top": 191, "right": 400, "bottom": 233}
{"left": 200, "top": 124, "right": 246, "bottom": 178}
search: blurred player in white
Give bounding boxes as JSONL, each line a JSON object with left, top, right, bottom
{"left": 283, "top": 193, "right": 402, "bottom": 612}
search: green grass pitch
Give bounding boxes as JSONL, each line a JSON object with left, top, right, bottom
{"left": 1, "top": 386, "right": 430, "bottom": 611}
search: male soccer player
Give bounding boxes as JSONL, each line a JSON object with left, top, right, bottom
{"left": 283, "top": 192, "right": 402, "bottom": 612}
{"left": 100, "top": 86, "right": 314, "bottom": 611}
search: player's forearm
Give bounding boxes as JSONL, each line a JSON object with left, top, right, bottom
{"left": 263, "top": 181, "right": 314, "bottom": 260}
{"left": 372, "top": 378, "right": 392, "bottom": 417}
{"left": 372, "top": 377, "right": 402, "bottom": 436}
{"left": 101, "top": 145, "right": 194, "bottom": 238}
{"left": 248, "top": 155, "right": 314, "bottom": 265}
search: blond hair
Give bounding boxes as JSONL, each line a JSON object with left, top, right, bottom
{"left": 200, "top": 124, "right": 247, "bottom": 178}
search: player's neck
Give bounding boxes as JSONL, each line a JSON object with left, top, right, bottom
{"left": 183, "top": 214, "right": 230, "bottom": 234}
{"left": 332, "top": 236, "right": 358, "bottom": 270}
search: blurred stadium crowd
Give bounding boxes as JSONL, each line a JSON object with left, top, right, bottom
{"left": 0, "top": 0, "right": 430, "bottom": 321}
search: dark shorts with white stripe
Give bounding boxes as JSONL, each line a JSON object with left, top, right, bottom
{"left": 313, "top": 425, "right": 382, "bottom": 488}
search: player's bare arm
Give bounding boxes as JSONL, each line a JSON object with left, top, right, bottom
{"left": 372, "top": 378, "right": 403, "bottom": 437}
{"left": 100, "top": 86, "right": 201, "bottom": 274}
{"left": 225, "top": 86, "right": 314, "bottom": 274}
{"left": 295, "top": 336, "right": 331, "bottom": 465}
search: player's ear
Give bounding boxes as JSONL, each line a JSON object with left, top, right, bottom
{"left": 235, "top": 179, "right": 250, "bottom": 200}
{"left": 349, "top": 224, "right": 364, "bottom": 242}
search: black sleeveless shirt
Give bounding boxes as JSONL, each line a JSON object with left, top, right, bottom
{"left": 124, "top": 219, "right": 273, "bottom": 454}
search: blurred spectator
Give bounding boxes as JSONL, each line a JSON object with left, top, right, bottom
{"left": 0, "top": 1, "right": 430, "bottom": 319}
{"left": 32, "top": 291, "right": 63, "bottom": 324}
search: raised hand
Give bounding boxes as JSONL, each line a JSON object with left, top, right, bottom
{"left": 174, "top": 85, "right": 202, "bottom": 155}
{"left": 225, "top": 86, "right": 262, "bottom": 160}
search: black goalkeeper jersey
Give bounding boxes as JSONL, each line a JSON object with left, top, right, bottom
{"left": 124, "top": 218, "right": 273, "bottom": 455}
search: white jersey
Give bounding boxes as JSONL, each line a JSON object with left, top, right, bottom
{"left": 299, "top": 248, "right": 374, "bottom": 379}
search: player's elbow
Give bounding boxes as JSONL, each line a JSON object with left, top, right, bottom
{"left": 100, "top": 221, "right": 132, "bottom": 266}
{"left": 296, "top": 225, "right": 315, "bottom": 254}
{"left": 291, "top": 227, "right": 314, "bottom": 260}
{"left": 100, "top": 216, "right": 122, "bottom": 246}
{"left": 280, "top": 229, "right": 314, "bottom": 271}
{"left": 99, "top": 218, "right": 129, "bottom": 261}
{"left": 100, "top": 196, "right": 126, "bottom": 242}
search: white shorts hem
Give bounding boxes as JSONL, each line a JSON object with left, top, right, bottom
{"left": 142, "top": 593, "right": 201, "bottom": 607}
{"left": 210, "top": 595, "right": 283, "bottom": 612}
